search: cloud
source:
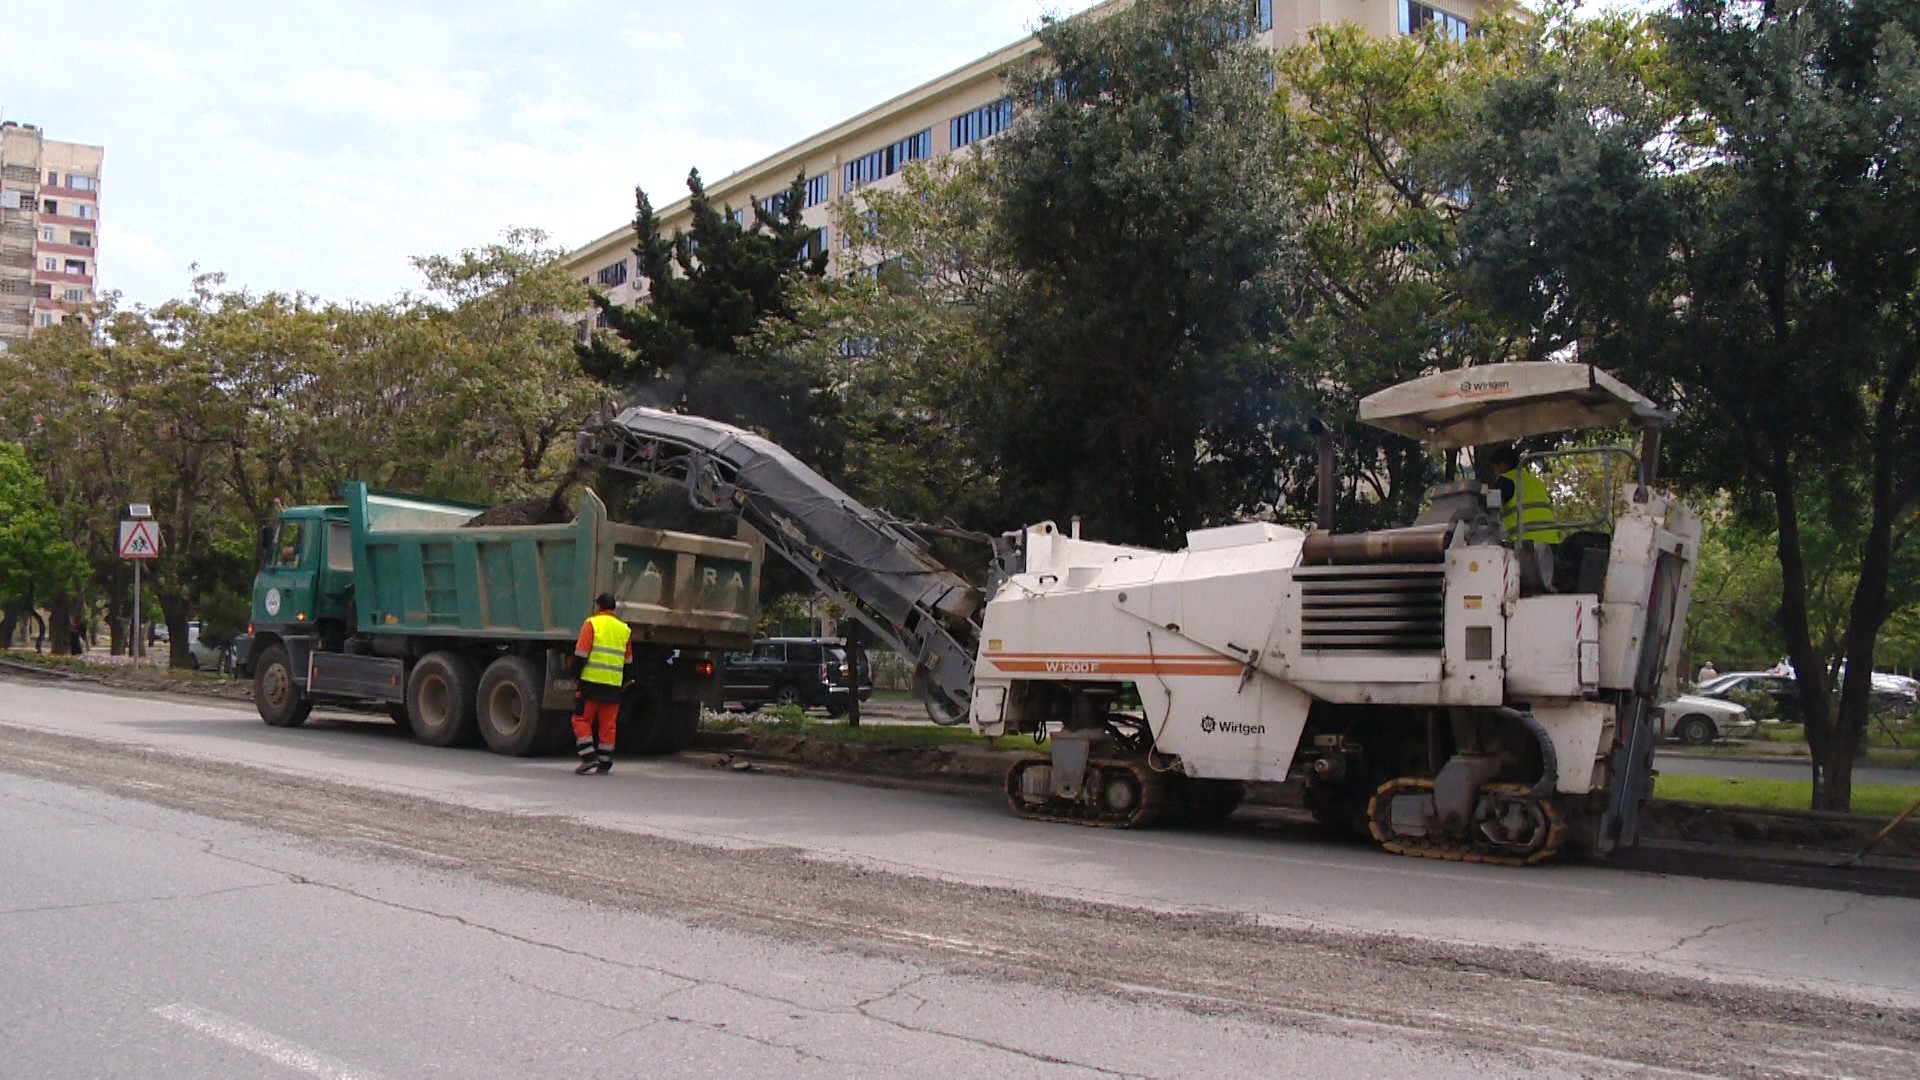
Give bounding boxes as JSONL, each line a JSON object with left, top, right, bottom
{"left": 620, "top": 28, "right": 687, "bottom": 51}
{"left": 5, "top": 0, "right": 1105, "bottom": 308}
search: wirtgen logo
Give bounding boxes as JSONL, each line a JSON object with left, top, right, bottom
{"left": 1199, "top": 715, "right": 1264, "bottom": 736}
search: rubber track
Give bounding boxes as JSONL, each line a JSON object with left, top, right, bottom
{"left": 1367, "top": 778, "right": 1569, "bottom": 867}
{"left": 1005, "top": 756, "right": 1169, "bottom": 829}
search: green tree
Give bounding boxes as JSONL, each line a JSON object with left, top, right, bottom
{"left": 414, "top": 228, "right": 602, "bottom": 499}
{"left": 761, "top": 154, "right": 1010, "bottom": 525}
{"left": 1275, "top": 20, "right": 1523, "bottom": 527}
{"left": 579, "top": 170, "right": 832, "bottom": 460}
{"left": 1456, "top": 0, "right": 1920, "bottom": 809}
{"left": 988, "top": 0, "right": 1300, "bottom": 546}
{"left": 0, "top": 442, "right": 89, "bottom": 649}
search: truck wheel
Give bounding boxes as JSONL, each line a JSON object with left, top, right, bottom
{"left": 255, "top": 643, "right": 312, "bottom": 728}
{"left": 773, "top": 684, "right": 802, "bottom": 707}
{"left": 646, "top": 700, "right": 702, "bottom": 754}
{"left": 477, "top": 655, "right": 547, "bottom": 756}
{"left": 1676, "top": 715, "right": 1716, "bottom": 746}
{"left": 407, "top": 652, "right": 479, "bottom": 747}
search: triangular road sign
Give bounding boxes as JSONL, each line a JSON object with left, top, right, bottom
{"left": 119, "top": 520, "right": 160, "bottom": 560}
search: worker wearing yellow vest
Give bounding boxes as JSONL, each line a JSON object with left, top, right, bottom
{"left": 1486, "top": 446, "right": 1563, "bottom": 544}
{"left": 570, "top": 592, "right": 632, "bottom": 775}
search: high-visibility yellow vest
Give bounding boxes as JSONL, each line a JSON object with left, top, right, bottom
{"left": 1500, "top": 467, "right": 1563, "bottom": 544}
{"left": 580, "top": 613, "right": 631, "bottom": 687}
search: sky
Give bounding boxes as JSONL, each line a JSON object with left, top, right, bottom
{"left": 2, "top": 0, "right": 1102, "bottom": 309}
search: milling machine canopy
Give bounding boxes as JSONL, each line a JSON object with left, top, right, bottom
{"left": 1358, "top": 362, "right": 1665, "bottom": 451}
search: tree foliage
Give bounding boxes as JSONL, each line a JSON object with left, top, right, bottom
{"left": 579, "top": 170, "right": 832, "bottom": 461}
{"left": 0, "top": 231, "right": 595, "bottom": 665}
{"left": 985, "top": 0, "right": 1300, "bottom": 546}
{"left": 1456, "top": 0, "right": 1920, "bottom": 808}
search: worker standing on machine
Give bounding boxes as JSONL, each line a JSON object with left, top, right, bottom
{"left": 1485, "top": 445, "right": 1563, "bottom": 544}
{"left": 570, "top": 592, "right": 632, "bottom": 775}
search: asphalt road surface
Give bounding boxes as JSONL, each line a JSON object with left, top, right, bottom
{"left": 3, "top": 676, "right": 1918, "bottom": 1078}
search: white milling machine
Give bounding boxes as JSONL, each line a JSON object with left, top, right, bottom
{"left": 972, "top": 363, "right": 1698, "bottom": 863}
{"left": 581, "top": 362, "right": 1698, "bottom": 865}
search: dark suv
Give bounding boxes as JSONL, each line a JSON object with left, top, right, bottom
{"left": 721, "top": 637, "right": 873, "bottom": 716}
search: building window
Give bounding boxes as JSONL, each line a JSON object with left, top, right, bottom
{"left": 798, "top": 227, "right": 828, "bottom": 263}
{"left": 843, "top": 129, "right": 932, "bottom": 190}
{"left": 41, "top": 227, "right": 55, "bottom": 242}
{"left": 36, "top": 312, "right": 54, "bottom": 327}
{"left": 1258, "top": 0, "right": 1272, "bottom": 31}
{"left": 1400, "top": 1, "right": 1471, "bottom": 40}
{"left": 951, "top": 97, "right": 1013, "bottom": 149}
{"left": 42, "top": 257, "right": 56, "bottom": 271}
{"left": 757, "top": 192, "right": 788, "bottom": 218}
{"left": 45, "top": 171, "right": 59, "bottom": 187}
{"left": 595, "top": 259, "right": 628, "bottom": 287}
{"left": 805, "top": 173, "right": 829, "bottom": 208}
{"left": 727, "top": 207, "right": 746, "bottom": 227}
{"left": 66, "top": 174, "right": 96, "bottom": 192}
{"left": 42, "top": 199, "right": 57, "bottom": 215}
{"left": 63, "top": 288, "right": 85, "bottom": 302}
{"left": 0, "top": 189, "right": 25, "bottom": 209}
{"left": 77, "top": 204, "right": 92, "bottom": 220}
{"left": 64, "top": 259, "right": 87, "bottom": 276}
{"left": 70, "top": 230, "right": 91, "bottom": 248}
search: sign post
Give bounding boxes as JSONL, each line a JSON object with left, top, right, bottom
{"left": 120, "top": 505, "right": 158, "bottom": 660}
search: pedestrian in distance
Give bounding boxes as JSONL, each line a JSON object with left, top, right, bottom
{"left": 1697, "top": 660, "right": 1718, "bottom": 684}
{"left": 570, "top": 592, "right": 631, "bottom": 775}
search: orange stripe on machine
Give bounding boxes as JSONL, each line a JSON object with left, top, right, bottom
{"left": 987, "top": 654, "right": 1243, "bottom": 677}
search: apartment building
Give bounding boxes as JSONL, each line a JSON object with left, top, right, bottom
{"left": 564, "top": 0, "right": 1491, "bottom": 300}
{"left": 0, "top": 121, "right": 104, "bottom": 351}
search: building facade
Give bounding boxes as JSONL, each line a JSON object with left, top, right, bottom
{"left": 564, "top": 0, "right": 1491, "bottom": 300}
{"left": 0, "top": 121, "right": 104, "bottom": 351}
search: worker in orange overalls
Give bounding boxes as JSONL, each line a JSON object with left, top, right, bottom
{"left": 570, "top": 592, "right": 632, "bottom": 775}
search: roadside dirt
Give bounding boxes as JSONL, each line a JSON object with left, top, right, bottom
{"left": 1, "top": 721, "right": 1915, "bottom": 1078}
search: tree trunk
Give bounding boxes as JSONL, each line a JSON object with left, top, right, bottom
{"left": 161, "top": 597, "right": 192, "bottom": 670}
{"left": 1766, "top": 450, "right": 1846, "bottom": 809}
{"left": 47, "top": 594, "right": 73, "bottom": 657}
{"left": 0, "top": 602, "right": 19, "bottom": 650}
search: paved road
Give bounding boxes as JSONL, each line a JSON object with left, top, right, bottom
{"left": 3, "top": 676, "right": 1918, "bottom": 1077}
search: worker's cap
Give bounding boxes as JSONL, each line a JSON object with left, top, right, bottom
{"left": 594, "top": 592, "right": 617, "bottom": 611}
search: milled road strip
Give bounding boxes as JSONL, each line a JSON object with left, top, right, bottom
{"left": 0, "top": 722, "right": 1916, "bottom": 1077}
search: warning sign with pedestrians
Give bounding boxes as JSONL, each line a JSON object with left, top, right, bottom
{"left": 118, "top": 520, "right": 160, "bottom": 560}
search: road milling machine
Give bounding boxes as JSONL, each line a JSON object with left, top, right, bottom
{"left": 580, "top": 362, "right": 1699, "bottom": 864}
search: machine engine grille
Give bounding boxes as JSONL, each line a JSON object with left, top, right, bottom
{"left": 1297, "top": 565, "right": 1446, "bottom": 652}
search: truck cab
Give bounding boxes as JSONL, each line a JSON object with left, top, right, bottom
{"left": 250, "top": 506, "right": 355, "bottom": 645}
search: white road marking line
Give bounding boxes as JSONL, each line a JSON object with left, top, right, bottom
{"left": 153, "top": 1003, "right": 380, "bottom": 1079}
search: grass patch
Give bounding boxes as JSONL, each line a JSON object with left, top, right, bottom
{"left": 1654, "top": 773, "right": 1920, "bottom": 816}
{"left": 703, "top": 712, "right": 1044, "bottom": 753}
{"left": 1, "top": 648, "right": 227, "bottom": 683}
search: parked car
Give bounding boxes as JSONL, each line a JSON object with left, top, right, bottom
{"left": 1696, "top": 669, "right": 1917, "bottom": 721}
{"left": 721, "top": 637, "right": 873, "bottom": 716}
{"left": 182, "top": 622, "right": 235, "bottom": 675}
{"left": 1656, "top": 694, "right": 1755, "bottom": 745}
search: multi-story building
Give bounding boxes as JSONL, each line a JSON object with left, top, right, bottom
{"left": 0, "top": 121, "right": 104, "bottom": 352}
{"left": 564, "top": 0, "right": 1492, "bottom": 300}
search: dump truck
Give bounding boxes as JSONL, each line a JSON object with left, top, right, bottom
{"left": 239, "top": 482, "right": 760, "bottom": 755}
{"left": 580, "top": 361, "right": 1697, "bottom": 863}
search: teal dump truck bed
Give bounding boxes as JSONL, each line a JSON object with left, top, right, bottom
{"left": 346, "top": 482, "right": 758, "bottom": 647}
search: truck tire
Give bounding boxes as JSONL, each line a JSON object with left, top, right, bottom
{"left": 477, "top": 655, "right": 547, "bottom": 757}
{"left": 1675, "top": 714, "right": 1716, "bottom": 746}
{"left": 407, "top": 652, "right": 479, "bottom": 747}
{"left": 255, "top": 643, "right": 312, "bottom": 728}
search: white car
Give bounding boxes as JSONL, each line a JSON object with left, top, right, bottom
{"left": 1656, "top": 694, "right": 1755, "bottom": 745}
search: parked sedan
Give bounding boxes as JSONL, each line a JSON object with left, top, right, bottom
{"left": 1656, "top": 694, "right": 1756, "bottom": 745}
